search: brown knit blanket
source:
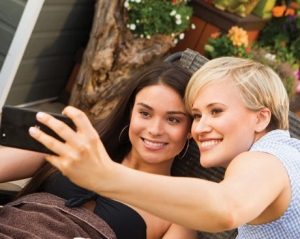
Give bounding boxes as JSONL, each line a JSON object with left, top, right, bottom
{"left": 0, "top": 192, "right": 117, "bottom": 239}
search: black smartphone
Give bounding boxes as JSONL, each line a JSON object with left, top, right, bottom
{"left": 0, "top": 105, "right": 76, "bottom": 154}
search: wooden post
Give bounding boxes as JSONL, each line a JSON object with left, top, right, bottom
{"left": 69, "top": 0, "right": 176, "bottom": 120}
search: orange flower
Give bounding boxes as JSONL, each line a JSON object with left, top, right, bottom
{"left": 227, "top": 26, "right": 249, "bottom": 47}
{"left": 211, "top": 32, "right": 221, "bottom": 39}
{"left": 285, "top": 8, "right": 296, "bottom": 16}
{"left": 272, "top": 5, "right": 286, "bottom": 17}
{"left": 289, "top": 2, "right": 298, "bottom": 9}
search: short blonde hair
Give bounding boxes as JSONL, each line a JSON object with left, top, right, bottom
{"left": 185, "top": 57, "right": 289, "bottom": 130}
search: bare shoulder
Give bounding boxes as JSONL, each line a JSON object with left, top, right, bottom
{"left": 226, "top": 151, "right": 287, "bottom": 178}
{"left": 220, "top": 151, "right": 291, "bottom": 225}
{"left": 225, "top": 152, "right": 289, "bottom": 199}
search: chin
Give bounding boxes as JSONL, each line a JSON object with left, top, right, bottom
{"left": 200, "top": 161, "right": 211, "bottom": 168}
{"left": 199, "top": 158, "right": 218, "bottom": 168}
{"left": 145, "top": 156, "right": 173, "bottom": 165}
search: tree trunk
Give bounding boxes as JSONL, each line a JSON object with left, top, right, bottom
{"left": 69, "top": 0, "right": 176, "bottom": 120}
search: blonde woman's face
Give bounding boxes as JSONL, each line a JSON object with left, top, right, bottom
{"left": 128, "top": 85, "right": 191, "bottom": 168}
{"left": 190, "top": 79, "right": 258, "bottom": 168}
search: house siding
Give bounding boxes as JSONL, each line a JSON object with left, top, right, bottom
{"left": 0, "top": 0, "right": 26, "bottom": 70}
{"left": 2, "top": 0, "right": 94, "bottom": 105}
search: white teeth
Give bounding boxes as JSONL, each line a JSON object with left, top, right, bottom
{"left": 144, "top": 139, "right": 165, "bottom": 147}
{"left": 201, "top": 140, "right": 220, "bottom": 147}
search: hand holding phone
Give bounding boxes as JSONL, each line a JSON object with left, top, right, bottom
{"left": 0, "top": 105, "right": 76, "bottom": 154}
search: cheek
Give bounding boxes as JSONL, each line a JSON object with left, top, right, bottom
{"left": 218, "top": 115, "right": 239, "bottom": 132}
{"left": 129, "top": 118, "right": 143, "bottom": 137}
{"left": 191, "top": 123, "right": 197, "bottom": 140}
{"left": 128, "top": 113, "right": 144, "bottom": 137}
{"left": 172, "top": 126, "right": 190, "bottom": 147}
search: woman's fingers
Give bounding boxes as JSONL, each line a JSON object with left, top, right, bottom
{"left": 28, "top": 106, "right": 115, "bottom": 192}
{"left": 42, "top": 129, "right": 114, "bottom": 193}
{"left": 62, "top": 106, "right": 98, "bottom": 135}
{"left": 29, "top": 124, "right": 67, "bottom": 156}
{"left": 27, "top": 108, "right": 79, "bottom": 156}
{"left": 29, "top": 106, "right": 101, "bottom": 157}
{"left": 37, "top": 109, "right": 78, "bottom": 142}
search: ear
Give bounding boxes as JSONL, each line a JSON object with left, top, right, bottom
{"left": 187, "top": 132, "right": 192, "bottom": 139}
{"left": 255, "top": 107, "right": 271, "bottom": 132}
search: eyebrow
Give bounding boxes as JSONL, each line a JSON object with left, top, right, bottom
{"left": 191, "top": 102, "right": 226, "bottom": 111}
{"left": 137, "top": 102, "right": 188, "bottom": 116}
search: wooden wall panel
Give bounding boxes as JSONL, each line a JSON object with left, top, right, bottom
{"left": 0, "top": 0, "right": 25, "bottom": 70}
{"left": 0, "top": 0, "right": 26, "bottom": 28}
{"left": 6, "top": 79, "right": 68, "bottom": 105}
{"left": 4, "top": 0, "right": 95, "bottom": 106}
{"left": 0, "top": 24, "right": 15, "bottom": 56}
{"left": 34, "top": 5, "right": 94, "bottom": 31}
{"left": 23, "top": 31, "right": 90, "bottom": 58}
{"left": 0, "top": 54, "right": 4, "bottom": 69}
{"left": 12, "top": 56, "right": 74, "bottom": 84}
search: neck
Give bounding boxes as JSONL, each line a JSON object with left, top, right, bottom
{"left": 121, "top": 155, "right": 173, "bottom": 176}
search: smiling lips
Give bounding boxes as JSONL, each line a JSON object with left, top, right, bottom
{"left": 143, "top": 138, "right": 167, "bottom": 147}
{"left": 200, "top": 140, "right": 221, "bottom": 148}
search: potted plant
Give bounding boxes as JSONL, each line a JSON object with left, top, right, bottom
{"left": 204, "top": 25, "right": 298, "bottom": 100}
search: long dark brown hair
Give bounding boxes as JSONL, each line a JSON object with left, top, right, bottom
{"left": 16, "top": 61, "right": 192, "bottom": 199}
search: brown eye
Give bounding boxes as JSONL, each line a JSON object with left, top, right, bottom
{"left": 168, "top": 117, "right": 180, "bottom": 123}
{"left": 211, "top": 109, "right": 222, "bottom": 115}
{"left": 140, "top": 111, "right": 150, "bottom": 117}
{"left": 192, "top": 113, "right": 201, "bottom": 120}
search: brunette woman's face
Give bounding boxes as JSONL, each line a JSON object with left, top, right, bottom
{"left": 128, "top": 85, "right": 191, "bottom": 166}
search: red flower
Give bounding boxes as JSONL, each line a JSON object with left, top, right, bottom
{"left": 172, "top": 0, "right": 177, "bottom": 3}
{"left": 246, "top": 46, "right": 251, "bottom": 53}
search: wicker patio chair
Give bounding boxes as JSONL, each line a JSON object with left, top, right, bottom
{"left": 169, "top": 48, "right": 300, "bottom": 239}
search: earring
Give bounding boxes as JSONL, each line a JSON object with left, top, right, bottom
{"left": 258, "top": 126, "right": 261, "bottom": 131}
{"left": 119, "top": 125, "right": 130, "bottom": 144}
{"left": 178, "top": 139, "right": 190, "bottom": 159}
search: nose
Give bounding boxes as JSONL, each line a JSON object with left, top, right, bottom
{"left": 148, "top": 118, "right": 164, "bottom": 136}
{"left": 192, "top": 116, "right": 212, "bottom": 135}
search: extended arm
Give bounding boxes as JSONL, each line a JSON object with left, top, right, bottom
{"left": 76, "top": 152, "right": 288, "bottom": 232}
{"left": 29, "top": 106, "right": 289, "bottom": 232}
{"left": 0, "top": 147, "right": 45, "bottom": 182}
